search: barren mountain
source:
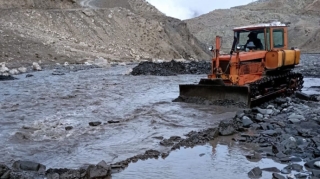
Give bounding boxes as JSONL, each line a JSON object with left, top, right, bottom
{"left": 0, "top": 0, "right": 210, "bottom": 68}
{"left": 185, "top": 0, "right": 320, "bottom": 53}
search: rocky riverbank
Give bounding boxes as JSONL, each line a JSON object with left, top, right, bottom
{"left": 110, "top": 94, "right": 320, "bottom": 179}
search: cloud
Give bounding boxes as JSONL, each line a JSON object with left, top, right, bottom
{"left": 146, "top": 0, "right": 257, "bottom": 20}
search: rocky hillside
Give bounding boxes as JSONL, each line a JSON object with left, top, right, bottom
{"left": 0, "top": 0, "right": 210, "bottom": 68}
{"left": 0, "top": 0, "right": 78, "bottom": 9}
{"left": 185, "top": 0, "right": 320, "bottom": 53}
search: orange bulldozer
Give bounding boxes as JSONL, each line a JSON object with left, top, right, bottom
{"left": 177, "top": 21, "right": 303, "bottom": 107}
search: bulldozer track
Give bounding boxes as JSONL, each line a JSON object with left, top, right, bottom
{"left": 249, "top": 72, "right": 304, "bottom": 106}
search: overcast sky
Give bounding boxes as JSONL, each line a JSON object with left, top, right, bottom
{"left": 146, "top": 0, "right": 257, "bottom": 20}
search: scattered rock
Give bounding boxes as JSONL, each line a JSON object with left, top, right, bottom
{"left": 272, "top": 173, "right": 286, "bottom": 179}
{"left": 18, "top": 67, "right": 27, "bottom": 73}
{"left": 52, "top": 71, "right": 65, "bottom": 75}
{"left": 261, "top": 167, "right": 280, "bottom": 172}
{"left": 12, "top": 160, "right": 46, "bottom": 173}
{"left": 219, "top": 121, "right": 235, "bottom": 136}
{"left": 89, "top": 121, "right": 102, "bottom": 126}
{"left": 9, "top": 69, "right": 19, "bottom": 75}
{"left": 32, "top": 62, "right": 42, "bottom": 71}
{"left": 65, "top": 126, "right": 73, "bottom": 131}
{"left": 280, "top": 168, "right": 291, "bottom": 174}
{"left": 315, "top": 161, "right": 320, "bottom": 168}
{"left": 242, "top": 116, "right": 253, "bottom": 127}
{"left": 248, "top": 167, "right": 262, "bottom": 178}
{"left": 0, "top": 75, "right": 16, "bottom": 80}
{"left": 294, "top": 173, "right": 309, "bottom": 178}
{"left": 108, "top": 120, "right": 120, "bottom": 124}
{"left": 261, "top": 130, "right": 278, "bottom": 136}
{"left": 86, "top": 164, "right": 111, "bottom": 179}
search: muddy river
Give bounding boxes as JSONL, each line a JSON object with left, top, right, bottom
{"left": 0, "top": 65, "right": 317, "bottom": 178}
{"left": 0, "top": 65, "right": 237, "bottom": 169}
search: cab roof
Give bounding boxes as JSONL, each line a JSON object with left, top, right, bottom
{"left": 233, "top": 21, "right": 288, "bottom": 31}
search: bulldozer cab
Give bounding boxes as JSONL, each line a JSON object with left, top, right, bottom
{"left": 233, "top": 21, "right": 288, "bottom": 52}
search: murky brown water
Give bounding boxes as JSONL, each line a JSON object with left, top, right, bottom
{"left": 0, "top": 65, "right": 237, "bottom": 169}
{"left": 0, "top": 65, "right": 316, "bottom": 178}
{"left": 302, "top": 78, "right": 320, "bottom": 95}
{"left": 112, "top": 136, "right": 305, "bottom": 179}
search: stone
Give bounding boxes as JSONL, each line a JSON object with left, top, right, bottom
{"left": 313, "top": 169, "right": 320, "bottom": 177}
{"left": 256, "top": 107, "right": 273, "bottom": 115}
{"left": 261, "top": 167, "right": 280, "bottom": 172}
{"left": 247, "top": 167, "right": 262, "bottom": 178}
{"left": 280, "top": 168, "right": 291, "bottom": 174}
{"left": 291, "top": 163, "right": 303, "bottom": 172}
{"left": 260, "top": 123, "right": 268, "bottom": 130}
{"left": 245, "top": 152, "right": 261, "bottom": 160}
{"left": 26, "top": 74, "right": 34, "bottom": 78}
{"left": 288, "top": 113, "right": 305, "bottom": 122}
{"left": 1, "top": 170, "right": 11, "bottom": 179}
{"left": 89, "top": 122, "right": 102, "bottom": 126}
{"left": 275, "top": 98, "right": 287, "bottom": 104}
{"left": 281, "top": 137, "right": 297, "bottom": 150}
{"left": 255, "top": 113, "right": 264, "bottom": 122}
{"left": 65, "top": 126, "right": 73, "bottom": 131}
{"left": 93, "top": 57, "right": 109, "bottom": 68}
{"left": 46, "top": 172, "right": 59, "bottom": 179}
{"left": 279, "top": 157, "right": 291, "bottom": 162}
{"left": 52, "top": 71, "right": 65, "bottom": 75}
{"left": 294, "top": 173, "right": 308, "bottom": 178}
{"left": 86, "top": 164, "right": 111, "bottom": 178}
{"left": 18, "top": 67, "right": 27, "bottom": 73}
{"left": 12, "top": 161, "right": 46, "bottom": 172}
{"left": 315, "top": 161, "right": 320, "bottom": 168}
{"left": 276, "top": 152, "right": 287, "bottom": 158}
{"left": 199, "top": 153, "right": 205, "bottom": 157}
{"left": 97, "top": 160, "right": 110, "bottom": 170}
{"left": 296, "top": 91, "right": 313, "bottom": 101}
{"left": 290, "top": 157, "right": 302, "bottom": 162}
{"left": 0, "top": 164, "right": 10, "bottom": 177}
{"left": 272, "top": 173, "right": 286, "bottom": 179}
{"left": 267, "top": 105, "right": 275, "bottom": 109}
{"left": 108, "top": 120, "right": 120, "bottom": 124}
{"left": 32, "top": 62, "right": 42, "bottom": 71}
{"left": 9, "top": 69, "right": 19, "bottom": 75}
{"left": 218, "top": 121, "right": 235, "bottom": 136}
{"left": 236, "top": 110, "right": 245, "bottom": 118}
{"left": 288, "top": 118, "right": 301, "bottom": 123}
{"left": 261, "top": 130, "right": 277, "bottom": 136}
{"left": 242, "top": 116, "right": 253, "bottom": 127}
{"left": 219, "top": 125, "right": 235, "bottom": 136}
{"left": 0, "top": 62, "right": 9, "bottom": 73}
{"left": 287, "top": 174, "right": 295, "bottom": 179}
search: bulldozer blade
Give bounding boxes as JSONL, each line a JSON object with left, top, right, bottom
{"left": 178, "top": 84, "right": 251, "bottom": 107}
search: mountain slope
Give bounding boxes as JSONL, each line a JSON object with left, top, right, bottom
{"left": 0, "top": 0, "right": 210, "bottom": 68}
{"left": 185, "top": 0, "right": 320, "bottom": 53}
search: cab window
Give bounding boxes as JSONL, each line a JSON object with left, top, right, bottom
{"left": 235, "top": 29, "right": 265, "bottom": 51}
{"left": 273, "top": 29, "right": 284, "bottom": 48}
